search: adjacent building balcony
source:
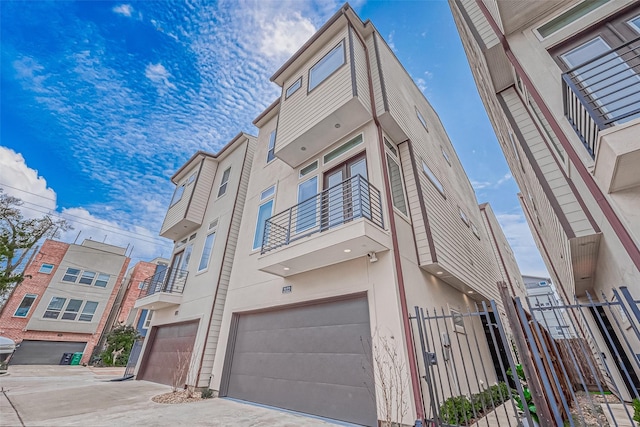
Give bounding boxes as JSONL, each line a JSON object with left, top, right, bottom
{"left": 562, "top": 37, "right": 640, "bottom": 192}
{"left": 134, "top": 267, "right": 188, "bottom": 310}
{"left": 257, "top": 175, "right": 391, "bottom": 277}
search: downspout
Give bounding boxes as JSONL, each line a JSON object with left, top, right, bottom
{"left": 344, "top": 13, "right": 425, "bottom": 422}
{"left": 474, "top": 0, "right": 640, "bottom": 273}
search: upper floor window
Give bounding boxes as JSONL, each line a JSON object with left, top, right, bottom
{"left": 14, "top": 294, "right": 37, "bottom": 317}
{"left": 536, "top": 0, "right": 609, "bottom": 39}
{"left": 62, "top": 268, "right": 81, "bottom": 283}
{"left": 187, "top": 172, "right": 197, "bottom": 185}
{"left": 198, "top": 230, "right": 217, "bottom": 272}
{"left": 143, "top": 310, "right": 153, "bottom": 329}
{"left": 217, "top": 167, "right": 231, "bottom": 198}
{"left": 267, "top": 131, "right": 276, "bottom": 163}
{"left": 79, "top": 271, "right": 96, "bottom": 285}
{"left": 39, "top": 263, "right": 54, "bottom": 274}
{"left": 79, "top": 301, "right": 99, "bottom": 322}
{"left": 170, "top": 184, "right": 185, "bottom": 207}
{"left": 286, "top": 77, "right": 302, "bottom": 98}
{"left": 63, "top": 267, "right": 110, "bottom": 288}
{"left": 629, "top": 16, "right": 640, "bottom": 33}
{"left": 323, "top": 134, "right": 363, "bottom": 165}
{"left": 43, "top": 297, "right": 66, "bottom": 319}
{"left": 422, "top": 161, "right": 445, "bottom": 196}
{"left": 299, "top": 160, "right": 318, "bottom": 178}
{"left": 458, "top": 207, "right": 469, "bottom": 226}
{"left": 309, "top": 40, "right": 345, "bottom": 91}
{"left": 441, "top": 148, "right": 452, "bottom": 166}
{"left": 384, "top": 139, "right": 408, "bottom": 216}
{"left": 253, "top": 185, "right": 276, "bottom": 250}
{"left": 416, "top": 107, "right": 428, "bottom": 131}
{"left": 94, "top": 273, "right": 110, "bottom": 288}
{"left": 471, "top": 222, "right": 480, "bottom": 239}
{"left": 61, "top": 299, "right": 83, "bottom": 320}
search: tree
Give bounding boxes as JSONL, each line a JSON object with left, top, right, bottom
{"left": 99, "top": 324, "right": 139, "bottom": 366}
{"left": 0, "top": 189, "right": 70, "bottom": 296}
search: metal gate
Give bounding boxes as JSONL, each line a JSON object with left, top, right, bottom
{"left": 411, "top": 284, "right": 640, "bottom": 426}
{"left": 123, "top": 340, "right": 143, "bottom": 378}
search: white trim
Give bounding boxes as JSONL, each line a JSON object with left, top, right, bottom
{"left": 628, "top": 16, "right": 640, "bottom": 33}
{"left": 216, "top": 167, "right": 232, "bottom": 199}
{"left": 299, "top": 160, "right": 319, "bottom": 178}
{"left": 322, "top": 133, "right": 364, "bottom": 166}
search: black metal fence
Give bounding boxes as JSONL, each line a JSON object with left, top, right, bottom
{"left": 562, "top": 36, "right": 640, "bottom": 158}
{"left": 140, "top": 267, "right": 188, "bottom": 297}
{"left": 411, "top": 285, "right": 640, "bottom": 426}
{"left": 123, "top": 339, "right": 143, "bottom": 378}
{"left": 261, "top": 174, "right": 384, "bottom": 254}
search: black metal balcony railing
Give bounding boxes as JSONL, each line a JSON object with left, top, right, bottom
{"left": 261, "top": 174, "right": 384, "bottom": 254}
{"left": 562, "top": 37, "right": 640, "bottom": 158}
{"left": 140, "top": 267, "right": 188, "bottom": 297}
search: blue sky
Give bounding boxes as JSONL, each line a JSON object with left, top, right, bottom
{"left": 0, "top": 0, "right": 548, "bottom": 277}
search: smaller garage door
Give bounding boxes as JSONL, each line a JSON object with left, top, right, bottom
{"left": 138, "top": 320, "right": 199, "bottom": 386}
{"left": 10, "top": 340, "right": 87, "bottom": 365}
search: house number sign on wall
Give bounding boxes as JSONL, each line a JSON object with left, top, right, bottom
{"left": 282, "top": 285, "right": 292, "bottom": 294}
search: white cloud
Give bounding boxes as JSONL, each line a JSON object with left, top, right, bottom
{"left": 145, "top": 63, "right": 177, "bottom": 93}
{"left": 471, "top": 173, "right": 511, "bottom": 191}
{"left": 471, "top": 180, "right": 492, "bottom": 190}
{"left": 112, "top": 4, "right": 133, "bottom": 17}
{"left": 388, "top": 30, "right": 396, "bottom": 52}
{"left": 258, "top": 12, "right": 316, "bottom": 59}
{"left": 415, "top": 78, "right": 427, "bottom": 92}
{"left": 496, "top": 173, "right": 512, "bottom": 186}
{"left": 496, "top": 212, "right": 549, "bottom": 277}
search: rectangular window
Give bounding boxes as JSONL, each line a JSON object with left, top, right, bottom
{"left": 181, "top": 244, "right": 194, "bottom": 271}
{"left": 14, "top": 294, "right": 37, "bottom": 317}
{"left": 323, "top": 134, "right": 363, "bottom": 164}
{"left": 309, "top": 40, "right": 345, "bottom": 91}
{"left": 260, "top": 185, "right": 276, "bottom": 201}
{"left": 296, "top": 176, "right": 318, "bottom": 233}
{"left": 143, "top": 310, "right": 153, "bottom": 329}
{"left": 79, "top": 301, "right": 99, "bottom": 322}
{"left": 62, "top": 268, "right": 80, "bottom": 283}
{"left": 416, "top": 107, "right": 428, "bottom": 131}
{"left": 198, "top": 231, "right": 216, "bottom": 272}
{"left": 253, "top": 199, "right": 274, "bottom": 250}
{"left": 61, "top": 299, "right": 83, "bottom": 320}
{"left": 187, "top": 172, "right": 197, "bottom": 184}
{"left": 79, "top": 271, "right": 96, "bottom": 285}
{"left": 537, "top": 0, "right": 609, "bottom": 38}
{"left": 383, "top": 138, "right": 397, "bottom": 157}
{"left": 458, "top": 207, "right": 469, "bottom": 226}
{"left": 299, "top": 160, "right": 318, "bottom": 178}
{"left": 267, "top": 130, "right": 276, "bottom": 163}
{"left": 94, "top": 273, "right": 110, "bottom": 288}
{"left": 629, "top": 16, "right": 640, "bottom": 33}
{"left": 170, "top": 184, "right": 185, "bottom": 206}
{"left": 471, "top": 222, "right": 480, "bottom": 239}
{"left": 286, "top": 77, "right": 302, "bottom": 98}
{"left": 386, "top": 154, "right": 407, "bottom": 215}
{"left": 509, "top": 132, "right": 522, "bottom": 164}
{"left": 138, "top": 281, "right": 145, "bottom": 289}
{"left": 422, "top": 161, "right": 445, "bottom": 196}
{"left": 39, "top": 263, "right": 54, "bottom": 274}
{"left": 441, "top": 148, "right": 451, "bottom": 166}
{"left": 217, "top": 167, "right": 231, "bottom": 198}
{"left": 43, "top": 297, "right": 66, "bottom": 319}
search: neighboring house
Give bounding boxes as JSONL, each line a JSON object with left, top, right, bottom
{"left": 134, "top": 133, "right": 255, "bottom": 388}
{"left": 523, "top": 275, "right": 574, "bottom": 339}
{"left": 0, "top": 239, "right": 130, "bottom": 365}
{"left": 136, "top": 5, "right": 524, "bottom": 426}
{"left": 449, "top": 0, "right": 640, "bottom": 401}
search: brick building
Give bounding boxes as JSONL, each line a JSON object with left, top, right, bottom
{"left": 0, "top": 239, "right": 130, "bottom": 365}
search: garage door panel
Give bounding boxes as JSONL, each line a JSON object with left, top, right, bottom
{"left": 10, "top": 340, "right": 87, "bottom": 365}
{"left": 229, "top": 352, "right": 372, "bottom": 388}
{"left": 233, "top": 322, "right": 371, "bottom": 355}
{"left": 225, "top": 296, "right": 376, "bottom": 426}
{"left": 229, "top": 374, "right": 375, "bottom": 425}
{"left": 237, "top": 298, "right": 370, "bottom": 332}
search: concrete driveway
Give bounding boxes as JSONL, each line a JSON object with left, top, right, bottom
{"left": 0, "top": 366, "right": 339, "bottom": 427}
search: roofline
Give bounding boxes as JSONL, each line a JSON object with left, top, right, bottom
{"left": 252, "top": 98, "right": 280, "bottom": 126}
{"left": 170, "top": 132, "right": 255, "bottom": 182}
{"left": 270, "top": 3, "right": 351, "bottom": 83}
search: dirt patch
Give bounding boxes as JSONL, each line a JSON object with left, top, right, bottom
{"left": 152, "top": 390, "right": 203, "bottom": 404}
{"left": 568, "top": 391, "right": 621, "bottom": 426}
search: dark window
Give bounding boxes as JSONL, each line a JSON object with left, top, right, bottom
{"left": 14, "top": 294, "right": 37, "bottom": 317}
{"left": 267, "top": 131, "right": 276, "bottom": 163}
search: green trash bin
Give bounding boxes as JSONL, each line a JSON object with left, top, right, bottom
{"left": 70, "top": 352, "right": 83, "bottom": 366}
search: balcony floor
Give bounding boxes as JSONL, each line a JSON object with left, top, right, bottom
{"left": 134, "top": 292, "right": 182, "bottom": 310}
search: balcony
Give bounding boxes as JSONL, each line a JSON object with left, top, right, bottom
{"left": 257, "top": 175, "right": 391, "bottom": 277}
{"left": 134, "top": 267, "right": 188, "bottom": 310}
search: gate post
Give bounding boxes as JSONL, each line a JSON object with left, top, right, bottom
{"left": 498, "top": 281, "right": 555, "bottom": 426}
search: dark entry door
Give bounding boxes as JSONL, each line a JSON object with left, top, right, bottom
{"left": 322, "top": 154, "right": 368, "bottom": 229}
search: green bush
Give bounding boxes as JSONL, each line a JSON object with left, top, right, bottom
{"left": 99, "top": 324, "right": 139, "bottom": 366}
{"left": 440, "top": 395, "right": 474, "bottom": 425}
{"left": 632, "top": 398, "right": 640, "bottom": 423}
{"left": 201, "top": 388, "right": 214, "bottom": 399}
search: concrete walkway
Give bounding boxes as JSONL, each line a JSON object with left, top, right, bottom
{"left": 0, "top": 366, "right": 336, "bottom": 427}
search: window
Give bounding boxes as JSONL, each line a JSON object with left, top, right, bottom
{"left": 441, "top": 148, "right": 451, "bottom": 166}
{"left": 536, "top": 0, "right": 609, "bottom": 38}
{"left": 198, "top": 231, "right": 216, "bottom": 272}
{"left": 323, "top": 134, "right": 363, "bottom": 164}
{"left": 39, "top": 263, "right": 54, "bottom": 274}
{"left": 187, "top": 172, "right": 197, "bottom": 184}
{"left": 383, "top": 138, "right": 397, "bottom": 157}
{"left": 386, "top": 153, "right": 407, "bottom": 215}
{"left": 217, "top": 167, "right": 231, "bottom": 198}
{"left": 170, "top": 184, "right": 185, "bottom": 206}
{"left": 286, "top": 77, "right": 302, "bottom": 98}
{"left": 267, "top": 130, "right": 276, "bottom": 163}
{"left": 61, "top": 299, "right": 83, "bottom": 320}
{"left": 143, "top": 310, "right": 153, "bottom": 329}
{"left": 62, "top": 268, "right": 80, "bottom": 283}
{"left": 458, "top": 207, "right": 469, "bottom": 226}
{"left": 78, "top": 301, "right": 98, "bottom": 322}
{"left": 309, "top": 40, "right": 345, "bottom": 91}
{"left": 422, "top": 161, "right": 445, "bottom": 196}
{"left": 629, "top": 16, "right": 640, "bottom": 33}
{"left": 416, "top": 107, "right": 428, "bottom": 131}
{"left": 509, "top": 132, "right": 522, "bottom": 164}
{"left": 94, "top": 273, "right": 110, "bottom": 288}
{"left": 253, "top": 185, "right": 276, "bottom": 250}
{"left": 471, "top": 222, "right": 480, "bottom": 239}
{"left": 299, "top": 160, "right": 318, "bottom": 178}
{"left": 182, "top": 244, "right": 194, "bottom": 270}
{"left": 138, "top": 281, "right": 145, "bottom": 289}
{"left": 43, "top": 297, "right": 66, "bottom": 319}
{"left": 79, "top": 271, "right": 96, "bottom": 285}
{"left": 14, "top": 294, "right": 37, "bottom": 317}
{"left": 296, "top": 176, "right": 318, "bottom": 233}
